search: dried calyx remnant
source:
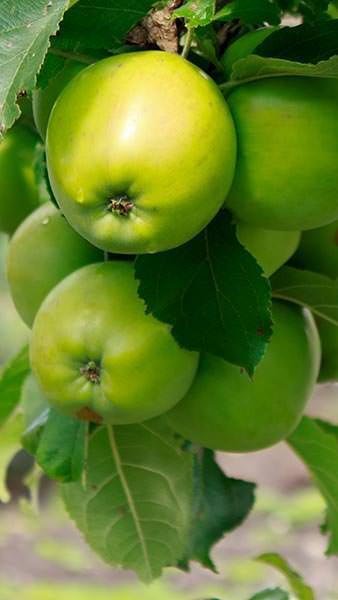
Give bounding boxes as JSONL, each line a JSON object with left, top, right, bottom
{"left": 80, "top": 360, "right": 101, "bottom": 384}
{"left": 107, "top": 194, "right": 134, "bottom": 216}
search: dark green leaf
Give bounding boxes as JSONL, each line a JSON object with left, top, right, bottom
{"left": 35, "top": 409, "right": 86, "bottom": 483}
{"left": 21, "top": 408, "right": 50, "bottom": 456}
{"left": 54, "top": 0, "right": 156, "bottom": 51}
{"left": 288, "top": 417, "right": 338, "bottom": 554}
{"left": 214, "top": 0, "right": 281, "bottom": 26}
{"left": 257, "top": 20, "right": 338, "bottom": 62}
{"left": 181, "top": 449, "right": 255, "bottom": 571}
{"left": 136, "top": 211, "right": 272, "bottom": 376}
{"left": 175, "top": 0, "right": 216, "bottom": 27}
{"left": 271, "top": 267, "right": 338, "bottom": 325}
{"left": 257, "top": 553, "right": 315, "bottom": 599}
{"left": 0, "top": 346, "right": 30, "bottom": 427}
{"left": 62, "top": 419, "right": 193, "bottom": 582}
{"left": 0, "top": 0, "right": 68, "bottom": 132}
{"left": 249, "top": 590, "right": 289, "bottom": 600}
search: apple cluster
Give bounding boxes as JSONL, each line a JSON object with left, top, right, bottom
{"left": 2, "top": 48, "right": 338, "bottom": 452}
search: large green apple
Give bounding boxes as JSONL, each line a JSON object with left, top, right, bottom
{"left": 222, "top": 27, "right": 277, "bottom": 77}
{"left": 292, "top": 220, "right": 338, "bottom": 279}
{"left": 166, "top": 301, "right": 320, "bottom": 452}
{"left": 46, "top": 51, "right": 236, "bottom": 254}
{"left": 316, "top": 317, "right": 338, "bottom": 382}
{"left": 226, "top": 77, "right": 338, "bottom": 231}
{"left": 236, "top": 223, "right": 300, "bottom": 276}
{"left": 30, "top": 262, "right": 199, "bottom": 424}
{"left": 7, "top": 202, "right": 102, "bottom": 327}
{"left": 0, "top": 124, "right": 40, "bottom": 234}
{"left": 33, "top": 61, "right": 85, "bottom": 140}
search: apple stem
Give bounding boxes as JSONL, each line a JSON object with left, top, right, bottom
{"left": 181, "top": 27, "right": 193, "bottom": 59}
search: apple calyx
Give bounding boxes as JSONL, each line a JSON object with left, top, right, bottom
{"left": 80, "top": 360, "right": 101, "bottom": 384}
{"left": 107, "top": 194, "right": 134, "bottom": 216}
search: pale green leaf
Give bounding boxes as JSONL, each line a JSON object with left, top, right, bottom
{"left": 272, "top": 267, "right": 338, "bottom": 326}
{"left": 221, "top": 54, "right": 338, "bottom": 95}
{"left": 0, "top": 0, "right": 68, "bottom": 132}
{"left": 288, "top": 417, "right": 338, "bottom": 554}
{"left": 257, "top": 553, "right": 315, "bottom": 600}
{"left": 62, "top": 419, "right": 193, "bottom": 582}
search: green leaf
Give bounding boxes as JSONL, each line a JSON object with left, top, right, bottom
{"left": 249, "top": 590, "right": 289, "bottom": 600}
{"left": 21, "top": 408, "right": 50, "bottom": 457}
{"left": 181, "top": 449, "right": 255, "bottom": 571}
{"left": 288, "top": 416, "right": 338, "bottom": 555}
{"left": 256, "top": 20, "right": 338, "bottom": 63}
{"left": 0, "top": 414, "right": 23, "bottom": 502}
{"left": 271, "top": 267, "right": 338, "bottom": 326}
{"left": 54, "top": 0, "right": 156, "bottom": 50}
{"left": 21, "top": 373, "right": 50, "bottom": 430}
{"left": 221, "top": 54, "right": 338, "bottom": 95}
{"left": 0, "top": 346, "right": 30, "bottom": 427}
{"left": 0, "top": 0, "right": 68, "bottom": 133}
{"left": 136, "top": 211, "right": 272, "bottom": 377}
{"left": 35, "top": 409, "right": 86, "bottom": 483}
{"left": 174, "top": 0, "right": 216, "bottom": 27}
{"left": 62, "top": 419, "right": 193, "bottom": 582}
{"left": 214, "top": 0, "right": 281, "bottom": 26}
{"left": 257, "top": 553, "right": 315, "bottom": 600}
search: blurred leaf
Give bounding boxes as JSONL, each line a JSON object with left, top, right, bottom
{"left": 136, "top": 210, "right": 272, "bottom": 377}
{"left": 0, "top": 0, "right": 68, "bottom": 133}
{"left": 257, "top": 553, "right": 315, "bottom": 599}
{"left": 181, "top": 449, "right": 255, "bottom": 571}
{"left": 21, "top": 374, "right": 50, "bottom": 429}
{"left": 256, "top": 20, "right": 338, "bottom": 62}
{"left": 62, "top": 419, "right": 193, "bottom": 582}
{"left": 288, "top": 416, "right": 338, "bottom": 554}
{"left": 214, "top": 0, "right": 281, "bottom": 26}
{"left": 249, "top": 590, "right": 290, "bottom": 600}
{"left": 221, "top": 54, "right": 338, "bottom": 94}
{"left": 0, "top": 346, "right": 30, "bottom": 427}
{"left": 174, "top": 0, "right": 216, "bottom": 27}
{"left": 272, "top": 267, "right": 338, "bottom": 326}
{"left": 0, "top": 414, "right": 23, "bottom": 502}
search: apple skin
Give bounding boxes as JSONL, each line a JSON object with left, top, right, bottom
{"left": 32, "top": 61, "right": 85, "bottom": 140}
{"left": 7, "top": 202, "right": 102, "bottom": 327}
{"left": 222, "top": 28, "right": 277, "bottom": 77}
{"left": 316, "top": 317, "right": 338, "bottom": 382}
{"left": 292, "top": 220, "right": 338, "bottom": 280}
{"left": 236, "top": 223, "right": 300, "bottom": 276}
{"left": 166, "top": 301, "right": 320, "bottom": 453}
{"left": 226, "top": 77, "right": 338, "bottom": 231}
{"left": 30, "top": 262, "right": 199, "bottom": 424}
{"left": 46, "top": 51, "right": 237, "bottom": 254}
{"left": 0, "top": 124, "right": 40, "bottom": 235}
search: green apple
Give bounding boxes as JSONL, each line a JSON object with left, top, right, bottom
{"left": 316, "top": 317, "right": 338, "bottom": 382}
{"left": 292, "top": 220, "right": 338, "bottom": 279}
{"left": 33, "top": 61, "right": 85, "bottom": 139}
{"left": 222, "top": 27, "right": 277, "bottom": 77}
{"left": 30, "top": 261, "right": 199, "bottom": 424}
{"left": 46, "top": 51, "right": 237, "bottom": 254}
{"left": 236, "top": 223, "right": 300, "bottom": 276}
{"left": 166, "top": 301, "right": 320, "bottom": 452}
{"left": 0, "top": 124, "right": 40, "bottom": 234}
{"left": 7, "top": 202, "right": 102, "bottom": 326}
{"left": 226, "top": 77, "right": 338, "bottom": 231}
